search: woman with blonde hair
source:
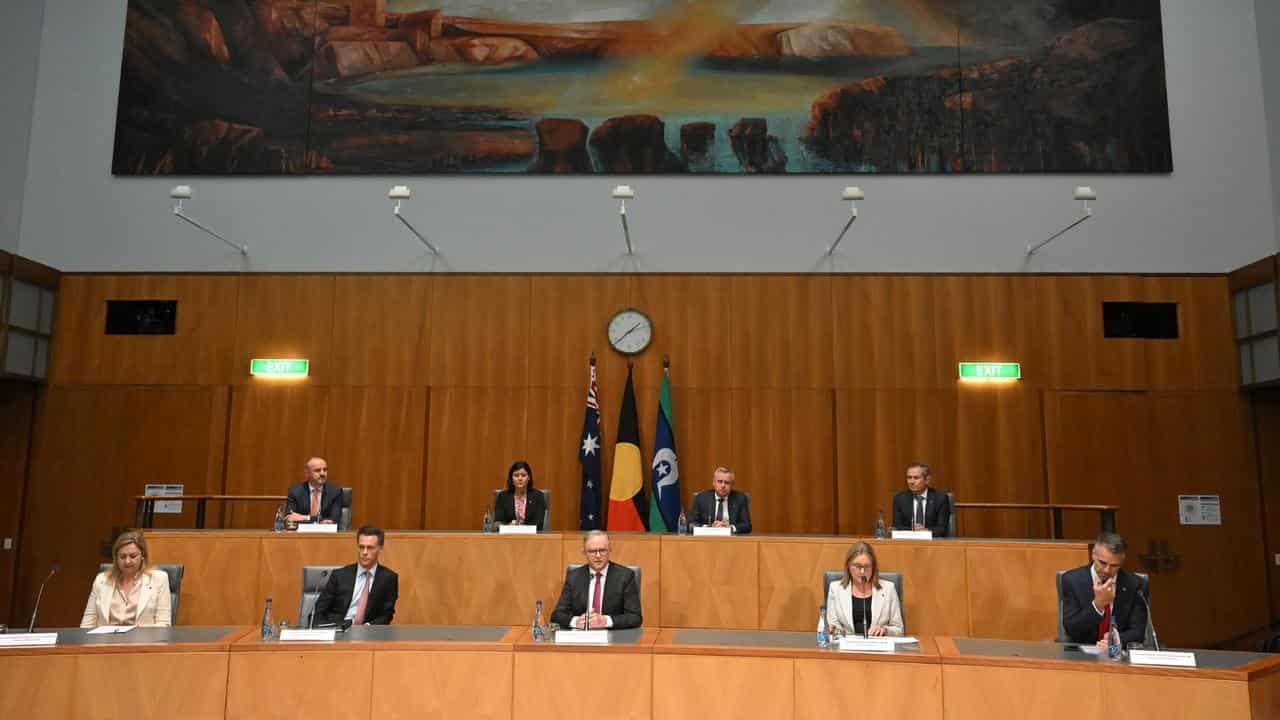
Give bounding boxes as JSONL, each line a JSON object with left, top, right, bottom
{"left": 825, "top": 540, "right": 903, "bottom": 638}
{"left": 80, "top": 531, "right": 171, "bottom": 628}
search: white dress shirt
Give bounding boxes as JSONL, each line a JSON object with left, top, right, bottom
{"left": 576, "top": 565, "right": 614, "bottom": 629}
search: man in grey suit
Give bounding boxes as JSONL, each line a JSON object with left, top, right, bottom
{"left": 551, "top": 531, "right": 642, "bottom": 630}
{"left": 689, "top": 467, "right": 752, "bottom": 534}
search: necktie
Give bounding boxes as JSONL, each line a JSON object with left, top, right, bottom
{"left": 1097, "top": 603, "right": 1112, "bottom": 640}
{"left": 353, "top": 571, "right": 372, "bottom": 625}
{"left": 310, "top": 488, "right": 320, "bottom": 517}
{"left": 716, "top": 498, "right": 725, "bottom": 522}
{"left": 591, "top": 572, "right": 603, "bottom": 615}
{"left": 914, "top": 495, "right": 924, "bottom": 526}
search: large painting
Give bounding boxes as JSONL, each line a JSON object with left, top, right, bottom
{"left": 112, "top": 0, "right": 1173, "bottom": 174}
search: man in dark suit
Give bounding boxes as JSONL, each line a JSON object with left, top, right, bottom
{"left": 285, "top": 456, "right": 343, "bottom": 525}
{"left": 551, "top": 531, "right": 642, "bottom": 630}
{"left": 891, "top": 463, "right": 951, "bottom": 537}
{"left": 1061, "top": 532, "right": 1148, "bottom": 647}
{"left": 313, "top": 525, "right": 399, "bottom": 626}
{"left": 689, "top": 466, "right": 752, "bottom": 534}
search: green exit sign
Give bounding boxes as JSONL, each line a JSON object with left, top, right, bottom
{"left": 250, "top": 358, "right": 309, "bottom": 378}
{"left": 958, "top": 362, "right": 1021, "bottom": 380}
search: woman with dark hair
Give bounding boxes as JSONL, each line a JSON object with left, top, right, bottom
{"left": 825, "top": 541, "right": 903, "bottom": 638}
{"left": 494, "top": 460, "right": 547, "bottom": 531}
{"left": 80, "top": 530, "right": 171, "bottom": 628}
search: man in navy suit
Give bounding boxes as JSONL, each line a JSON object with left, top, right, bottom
{"left": 891, "top": 463, "right": 951, "bottom": 537}
{"left": 1060, "top": 532, "right": 1148, "bottom": 648}
{"left": 285, "top": 456, "right": 343, "bottom": 525}
{"left": 551, "top": 531, "right": 642, "bottom": 630}
{"left": 689, "top": 467, "right": 752, "bottom": 534}
{"left": 313, "top": 525, "right": 399, "bottom": 626}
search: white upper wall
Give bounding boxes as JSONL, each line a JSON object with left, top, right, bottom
{"left": 0, "top": 0, "right": 45, "bottom": 254}
{"left": 13, "top": 0, "right": 1280, "bottom": 273}
{"left": 1257, "top": 0, "right": 1280, "bottom": 256}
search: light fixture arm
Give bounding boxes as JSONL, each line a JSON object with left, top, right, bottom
{"left": 619, "top": 201, "right": 633, "bottom": 255}
{"left": 826, "top": 193, "right": 861, "bottom": 256}
{"left": 171, "top": 201, "right": 248, "bottom": 256}
{"left": 393, "top": 201, "right": 440, "bottom": 255}
{"left": 1027, "top": 189, "right": 1096, "bottom": 256}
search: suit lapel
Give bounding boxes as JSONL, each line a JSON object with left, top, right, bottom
{"left": 135, "top": 572, "right": 153, "bottom": 619}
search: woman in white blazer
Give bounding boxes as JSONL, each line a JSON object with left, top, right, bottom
{"left": 80, "top": 531, "right": 171, "bottom": 628}
{"left": 825, "top": 541, "right": 903, "bottom": 638}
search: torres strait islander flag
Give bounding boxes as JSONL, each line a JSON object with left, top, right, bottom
{"left": 648, "top": 365, "right": 681, "bottom": 532}
{"left": 606, "top": 366, "right": 647, "bottom": 531}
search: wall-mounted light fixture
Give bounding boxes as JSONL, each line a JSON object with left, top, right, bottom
{"left": 826, "top": 186, "right": 864, "bottom": 255}
{"left": 1026, "top": 186, "right": 1096, "bottom": 257}
{"left": 389, "top": 185, "right": 440, "bottom": 255}
{"left": 170, "top": 185, "right": 248, "bottom": 256}
{"left": 613, "top": 185, "right": 635, "bottom": 255}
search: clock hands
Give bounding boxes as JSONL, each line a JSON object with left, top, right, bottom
{"left": 614, "top": 320, "right": 649, "bottom": 344}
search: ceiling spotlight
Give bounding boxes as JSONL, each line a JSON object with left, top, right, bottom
{"left": 612, "top": 185, "right": 635, "bottom": 199}
{"left": 388, "top": 185, "right": 412, "bottom": 200}
{"left": 169, "top": 185, "right": 193, "bottom": 200}
{"left": 1073, "top": 186, "right": 1097, "bottom": 202}
{"left": 1027, "top": 186, "right": 1097, "bottom": 257}
{"left": 841, "top": 186, "right": 865, "bottom": 201}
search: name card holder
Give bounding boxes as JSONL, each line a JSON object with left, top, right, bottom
{"left": 498, "top": 524, "right": 537, "bottom": 535}
{"left": 890, "top": 530, "right": 932, "bottom": 540}
{"left": 837, "top": 637, "right": 895, "bottom": 653}
{"left": 0, "top": 633, "right": 58, "bottom": 647}
{"left": 1128, "top": 650, "right": 1197, "bottom": 667}
{"left": 278, "top": 628, "right": 337, "bottom": 642}
{"left": 297, "top": 523, "right": 339, "bottom": 534}
{"left": 692, "top": 526, "right": 731, "bottom": 537}
{"left": 555, "top": 629, "right": 609, "bottom": 645}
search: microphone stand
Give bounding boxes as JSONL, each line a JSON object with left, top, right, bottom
{"left": 28, "top": 565, "right": 59, "bottom": 633}
{"left": 862, "top": 577, "right": 870, "bottom": 640}
{"left": 1135, "top": 588, "right": 1160, "bottom": 652}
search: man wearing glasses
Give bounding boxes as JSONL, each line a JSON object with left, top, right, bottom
{"left": 550, "top": 531, "right": 643, "bottom": 630}
{"left": 1060, "top": 532, "right": 1149, "bottom": 648}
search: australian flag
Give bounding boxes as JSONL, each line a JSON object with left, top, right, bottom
{"left": 578, "top": 360, "right": 603, "bottom": 530}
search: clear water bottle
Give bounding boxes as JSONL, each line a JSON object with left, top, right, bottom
{"left": 1106, "top": 612, "right": 1123, "bottom": 660}
{"left": 532, "top": 600, "right": 546, "bottom": 642}
{"left": 273, "top": 504, "right": 285, "bottom": 533}
{"left": 875, "top": 510, "right": 886, "bottom": 539}
{"left": 482, "top": 505, "right": 494, "bottom": 533}
{"left": 816, "top": 604, "right": 829, "bottom": 648}
{"left": 260, "top": 598, "right": 274, "bottom": 641}
{"left": 677, "top": 510, "right": 688, "bottom": 535}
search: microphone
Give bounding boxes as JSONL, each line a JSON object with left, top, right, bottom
{"left": 28, "top": 564, "right": 59, "bottom": 633}
{"left": 1134, "top": 585, "right": 1160, "bottom": 652}
{"left": 862, "top": 577, "right": 871, "bottom": 639}
{"left": 307, "top": 569, "right": 331, "bottom": 630}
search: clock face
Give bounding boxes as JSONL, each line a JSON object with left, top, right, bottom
{"left": 607, "top": 309, "right": 653, "bottom": 355}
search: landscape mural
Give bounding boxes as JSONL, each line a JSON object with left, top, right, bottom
{"left": 111, "top": 0, "right": 1173, "bottom": 174}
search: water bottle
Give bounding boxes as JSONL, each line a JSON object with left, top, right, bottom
{"left": 677, "top": 511, "right": 688, "bottom": 535}
{"left": 816, "top": 605, "right": 828, "bottom": 648}
{"left": 875, "top": 510, "right": 886, "bottom": 539}
{"left": 1106, "top": 611, "right": 1123, "bottom": 660}
{"left": 273, "top": 504, "right": 284, "bottom": 533}
{"left": 532, "top": 600, "right": 546, "bottom": 642}
{"left": 260, "top": 598, "right": 274, "bottom": 641}
{"left": 482, "top": 505, "right": 494, "bottom": 533}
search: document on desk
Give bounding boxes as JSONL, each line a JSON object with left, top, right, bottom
{"left": 87, "top": 625, "right": 136, "bottom": 634}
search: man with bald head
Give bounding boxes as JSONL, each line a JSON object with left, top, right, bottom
{"left": 285, "top": 457, "right": 343, "bottom": 525}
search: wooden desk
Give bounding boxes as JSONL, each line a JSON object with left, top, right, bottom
{"left": 227, "top": 625, "right": 521, "bottom": 720}
{"left": 513, "top": 627, "right": 659, "bottom": 720}
{"left": 935, "top": 636, "right": 1280, "bottom": 720}
{"left": 0, "top": 626, "right": 248, "bottom": 720}
{"left": 144, "top": 531, "right": 1087, "bottom": 640}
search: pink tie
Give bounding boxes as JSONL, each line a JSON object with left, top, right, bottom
{"left": 353, "top": 571, "right": 371, "bottom": 624}
{"left": 591, "top": 572, "right": 603, "bottom": 614}
{"left": 310, "top": 489, "right": 320, "bottom": 517}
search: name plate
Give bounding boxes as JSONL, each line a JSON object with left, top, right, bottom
{"left": 555, "top": 629, "right": 609, "bottom": 645}
{"left": 278, "top": 628, "right": 337, "bottom": 642}
{"left": 498, "top": 524, "right": 537, "bottom": 535}
{"left": 890, "top": 530, "right": 933, "bottom": 540}
{"left": 1128, "top": 650, "right": 1197, "bottom": 667}
{"left": 0, "top": 633, "right": 58, "bottom": 647}
{"left": 837, "top": 637, "right": 895, "bottom": 653}
{"left": 692, "top": 526, "right": 731, "bottom": 537}
{"left": 296, "top": 523, "right": 338, "bottom": 534}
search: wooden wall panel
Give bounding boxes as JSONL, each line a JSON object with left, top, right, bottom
{"left": 224, "top": 385, "right": 330, "bottom": 527}
{"left": 630, "top": 275, "right": 734, "bottom": 389}
{"left": 1142, "top": 277, "right": 1237, "bottom": 391}
{"left": 0, "top": 382, "right": 36, "bottom": 626}
{"left": 833, "top": 276, "right": 936, "bottom": 389}
{"left": 933, "top": 276, "right": 1044, "bottom": 388}
{"left": 668, "top": 387, "right": 735, "bottom": 513}
{"left": 1256, "top": 390, "right": 1280, "bottom": 622}
{"left": 731, "top": 389, "right": 835, "bottom": 535}
{"left": 49, "top": 275, "right": 238, "bottom": 385}
{"left": 330, "top": 275, "right": 432, "bottom": 386}
{"left": 424, "top": 387, "right": 528, "bottom": 530}
{"left": 835, "top": 390, "right": 950, "bottom": 535}
{"left": 729, "top": 276, "right": 834, "bottom": 389}
{"left": 525, "top": 387, "right": 612, "bottom": 532}
{"left": 427, "top": 276, "right": 530, "bottom": 387}
{"left": 233, "top": 275, "right": 335, "bottom": 385}
{"left": 1040, "top": 277, "right": 1147, "bottom": 390}
{"left": 528, "top": 276, "right": 629, "bottom": 389}
{"left": 16, "top": 386, "right": 227, "bottom": 627}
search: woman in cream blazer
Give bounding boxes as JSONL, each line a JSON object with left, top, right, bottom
{"left": 80, "top": 531, "right": 171, "bottom": 628}
{"left": 825, "top": 541, "right": 903, "bottom": 637}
